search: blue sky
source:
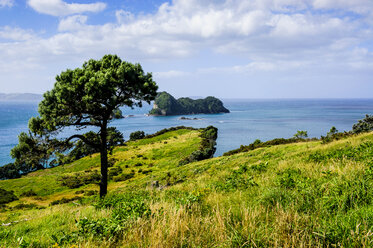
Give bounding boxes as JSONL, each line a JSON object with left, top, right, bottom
{"left": 0, "top": 0, "right": 372, "bottom": 98}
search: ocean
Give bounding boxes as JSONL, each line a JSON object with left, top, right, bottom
{"left": 1, "top": 99, "right": 373, "bottom": 165}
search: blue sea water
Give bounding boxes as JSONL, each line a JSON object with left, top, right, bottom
{"left": 1, "top": 99, "right": 373, "bottom": 165}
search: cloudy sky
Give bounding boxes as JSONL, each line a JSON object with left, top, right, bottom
{"left": 0, "top": 0, "right": 372, "bottom": 98}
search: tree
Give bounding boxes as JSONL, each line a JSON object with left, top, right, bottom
{"left": 352, "top": 114, "right": 373, "bottom": 133}
{"left": 293, "top": 130, "right": 308, "bottom": 139}
{"left": 11, "top": 117, "right": 71, "bottom": 173}
{"left": 68, "top": 127, "right": 124, "bottom": 161}
{"left": 327, "top": 126, "right": 338, "bottom": 137}
{"left": 36, "top": 55, "right": 158, "bottom": 197}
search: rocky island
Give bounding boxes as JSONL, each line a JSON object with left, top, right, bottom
{"left": 149, "top": 91, "right": 230, "bottom": 116}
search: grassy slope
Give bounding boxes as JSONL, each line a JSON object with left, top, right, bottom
{"left": 1, "top": 130, "right": 373, "bottom": 247}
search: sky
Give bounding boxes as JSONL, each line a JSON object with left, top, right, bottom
{"left": 0, "top": 0, "right": 372, "bottom": 98}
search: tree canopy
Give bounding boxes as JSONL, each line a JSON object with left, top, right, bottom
{"left": 34, "top": 54, "right": 158, "bottom": 197}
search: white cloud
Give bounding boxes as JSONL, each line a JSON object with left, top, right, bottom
{"left": 0, "top": 0, "right": 14, "bottom": 8}
{"left": 58, "top": 15, "right": 88, "bottom": 31}
{"left": 154, "top": 70, "right": 189, "bottom": 79}
{"left": 1, "top": 0, "right": 373, "bottom": 95}
{"left": 27, "top": 0, "right": 106, "bottom": 16}
{"left": 115, "top": 10, "right": 134, "bottom": 24}
{"left": 0, "top": 26, "right": 36, "bottom": 41}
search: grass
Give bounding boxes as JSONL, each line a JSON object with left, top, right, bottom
{"left": 1, "top": 130, "right": 373, "bottom": 247}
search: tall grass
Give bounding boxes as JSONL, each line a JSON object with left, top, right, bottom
{"left": 1, "top": 131, "right": 373, "bottom": 247}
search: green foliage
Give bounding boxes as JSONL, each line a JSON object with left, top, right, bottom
{"left": 223, "top": 136, "right": 313, "bottom": 156}
{"left": 10, "top": 131, "right": 52, "bottom": 172}
{"left": 0, "top": 188, "right": 18, "bottom": 204}
{"left": 111, "top": 108, "right": 124, "bottom": 119}
{"left": 308, "top": 141, "right": 373, "bottom": 163}
{"left": 352, "top": 114, "right": 373, "bottom": 133}
{"left": 129, "top": 130, "right": 145, "bottom": 141}
{"left": 50, "top": 196, "right": 82, "bottom": 206}
{"left": 0, "top": 163, "right": 20, "bottom": 180}
{"left": 179, "top": 126, "right": 218, "bottom": 165}
{"left": 321, "top": 126, "right": 353, "bottom": 144}
{"left": 34, "top": 54, "right": 158, "bottom": 197}
{"left": 293, "top": 130, "right": 308, "bottom": 139}
{"left": 78, "top": 192, "right": 151, "bottom": 240}
{"left": 58, "top": 171, "right": 100, "bottom": 189}
{"left": 165, "top": 189, "right": 205, "bottom": 208}
{"left": 11, "top": 203, "right": 43, "bottom": 210}
{"left": 149, "top": 91, "right": 229, "bottom": 116}
{"left": 112, "top": 172, "right": 135, "bottom": 182}
{"left": 214, "top": 165, "right": 258, "bottom": 191}
{"left": 276, "top": 168, "right": 302, "bottom": 189}
{"left": 108, "top": 166, "right": 123, "bottom": 179}
{"left": 20, "top": 189, "right": 37, "bottom": 197}
{"left": 68, "top": 127, "right": 124, "bottom": 161}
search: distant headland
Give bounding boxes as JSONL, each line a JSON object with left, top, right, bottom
{"left": 149, "top": 91, "right": 230, "bottom": 116}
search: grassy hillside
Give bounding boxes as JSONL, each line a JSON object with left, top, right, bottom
{"left": 1, "top": 129, "right": 373, "bottom": 247}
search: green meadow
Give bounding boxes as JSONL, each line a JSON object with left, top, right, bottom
{"left": 1, "top": 128, "right": 373, "bottom": 247}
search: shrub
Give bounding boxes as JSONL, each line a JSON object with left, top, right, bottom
{"left": 113, "top": 172, "right": 135, "bottom": 182}
{"left": 293, "top": 130, "right": 308, "bottom": 139}
{"left": 20, "top": 189, "right": 38, "bottom": 197}
{"left": 108, "top": 166, "right": 123, "bottom": 179}
{"left": 0, "top": 188, "right": 18, "bottom": 204}
{"left": 352, "top": 114, "right": 373, "bottom": 133}
{"left": 50, "top": 196, "right": 82, "bottom": 206}
{"left": 12, "top": 203, "right": 43, "bottom": 210}
{"left": 59, "top": 171, "right": 100, "bottom": 189}
{"left": 223, "top": 136, "right": 315, "bottom": 156}
{"left": 129, "top": 131, "right": 145, "bottom": 141}
{"left": 179, "top": 126, "right": 218, "bottom": 165}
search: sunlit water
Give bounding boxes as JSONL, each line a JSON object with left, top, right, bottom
{"left": 1, "top": 99, "right": 373, "bottom": 165}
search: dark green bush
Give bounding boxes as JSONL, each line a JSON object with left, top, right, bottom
{"left": 179, "top": 126, "right": 218, "bottom": 165}
{"left": 59, "top": 171, "right": 100, "bottom": 189}
{"left": 12, "top": 203, "right": 43, "bottom": 210}
{"left": 0, "top": 188, "right": 18, "bottom": 204}
{"left": 108, "top": 166, "right": 123, "bottom": 179}
{"left": 129, "top": 131, "right": 145, "bottom": 141}
{"left": 113, "top": 172, "right": 135, "bottom": 182}
{"left": 20, "top": 189, "right": 38, "bottom": 197}
{"left": 50, "top": 196, "right": 82, "bottom": 206}
{"left": 352, "top": 114, "right": 373, "bottom": 133}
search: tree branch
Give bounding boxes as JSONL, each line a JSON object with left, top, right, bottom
{"left": 66, "top": 134, "right": 100, "bottom": 148}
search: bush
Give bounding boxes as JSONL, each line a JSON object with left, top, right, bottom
{"left": 113, "top": 172, "right": 135, "bottom": 182}
{"left": 224, "top": 136, "right": 316, "bottom": 156}
{"left": 12, "top": 203, "right": 43, "bottom": 210}
{"left": 129, "top": 131, "right": 145, "bottom": 141}
{"left": 0, "top": 188, "right": 18, "bottom": 204}
{"left": 293, "top": 130, "right": 308, "bottom": 139}
{"left": 20, "top": 189, "right": 38, "bottom": 197}
{"left": 50, "top": 196, "right": 82, "bottom": 206}
{"left": 352, "top": 114, "right": 373, "bottom": 133}
{"left": 108, "top": 166, "right": 123, "bottom": 180}
{"left": 59, "top": 171, "right": 100, "bottom": 189}
{"left": 179, "top": 126, "right": 218, "bottom": 165}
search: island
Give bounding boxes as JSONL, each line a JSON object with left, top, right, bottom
{"left": 149, "top": 91, "right": 230, "bottom": 116}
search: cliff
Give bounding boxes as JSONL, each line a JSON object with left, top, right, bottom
{"left": 149, "top": 91, "right": 229, "bottom": 116}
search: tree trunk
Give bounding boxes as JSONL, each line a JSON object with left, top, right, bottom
{"left": 99, "top": 121, "right": 108, "bottom": 198}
